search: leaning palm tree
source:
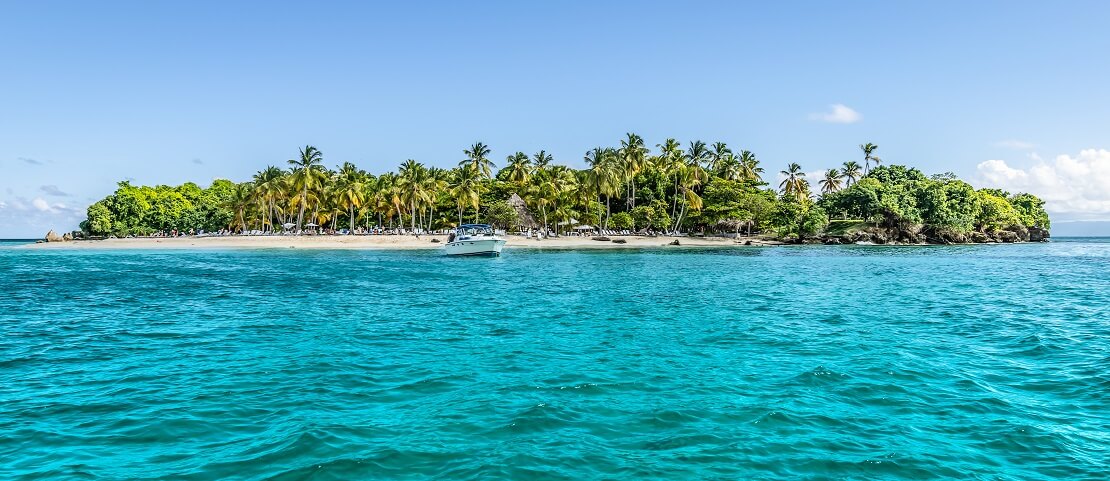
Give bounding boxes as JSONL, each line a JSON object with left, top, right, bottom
{"left": 819, "top": 168, "right": 844, "bottom": 194}
{"left": 461, "top": 142, "right": 495, "bottom": 179}
{"left": 779, "top": 163, "right": 807, "bottom": 200}
{"left": 672, "top": 165, "right": 706, "bottom": 233}
{"left": 860, "top": 142, "right": 880, "bottom": 175}
{"left": 288, "top": 145, "right": 324, "bottom": 232}
{"left": 841, "top": 161, "right": 862, "bottom": 186}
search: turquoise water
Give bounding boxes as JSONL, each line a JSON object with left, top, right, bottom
{"left": 2, "top": 240, "right": 1109, "bottom": 480}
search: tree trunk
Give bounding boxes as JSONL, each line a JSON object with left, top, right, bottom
{"left": 605, "top": 196, "right": 611, "bottom": 229}
{"left": 296, "top": 186, "right": 307, "bottom": 231}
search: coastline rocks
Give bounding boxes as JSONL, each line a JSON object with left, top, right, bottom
{"left": 968, "top": 231, "right": 991, "bottom": 243}
{"left": 592, "top": 236, "right": 611, "bottom": 242}
{"left": 813, "top": 222, "right": 1052, "bottom": 245}
{"left": 611, "top": 239, "right": 627, "bottom": 244}
{"left": 669, "top": 239, "right": 681, "bottom": 246}
{"left": 62, "top": 232, "right": 73, "bottom": 241}
{"left": 996, "top": 230, "right": 1020, "bottom": 243}
{"left": 1028, "top": 227, "right": 1050, "bottom": 242}
{"left": 44, "top": 230, "right": 63, "bottom": 242}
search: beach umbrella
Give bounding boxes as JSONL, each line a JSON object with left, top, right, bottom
{"left": 574, "top": 225, "right": 595, "bottom": 230}
{"left": 282, "top": 223, "right": 296, "bottom": 230}
{"left": 305, "top": 223, "right": 319, "bottom": 227}
{"left": 557, "top": 218, "right": 579, "bottom": 226}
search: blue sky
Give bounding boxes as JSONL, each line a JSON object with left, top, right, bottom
{"left": 3, "top": 1, "right": 1109, "bottom": 237}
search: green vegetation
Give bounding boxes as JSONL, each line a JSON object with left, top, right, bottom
{"left": 81, "top": 138, "right": 1050, "bottom": 243}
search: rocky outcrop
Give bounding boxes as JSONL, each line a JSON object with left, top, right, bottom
{"left": 45, "top": 230, "right": 63, "bottom": 242}
{"left": 1028, "top": 226, "right": 1050, "bottom": 242}
{"left": 817, "top": 223, "right": 1050, "bottom": 245}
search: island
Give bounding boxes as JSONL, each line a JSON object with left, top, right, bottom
{"left": 47, "top": 138, "right": 1050, "bottom": 248}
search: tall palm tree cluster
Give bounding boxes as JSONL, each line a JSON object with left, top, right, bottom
{"left": 222, "top": 137, "right": 880, "bottom": 234}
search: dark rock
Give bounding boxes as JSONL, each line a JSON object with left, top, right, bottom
{"left": 430, "top": 238, "right": 440, "bottom": 243}
{"left": 997, "top": 230, "right": 1020, "bottom": 243}
{"left": 1005, "top": 225, "right": 1030, "bottom": 242}
{"left": 611, "top": 239, "right": 627, "bottom": 244}
{"left": 592, "top": 236, "right": 611, "bottom": 242}
{"left": 669, "top": 239, "right": 681, "bottom": 246}
{"left": 1028, "top": 227, "right": 1050, "bottom": 242}
{"left": 969, "top": 231, "right": 991, "bottom": 243}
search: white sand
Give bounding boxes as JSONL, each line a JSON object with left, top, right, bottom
{"left": 25, "top": 234, "right": 780, "bottom": 250}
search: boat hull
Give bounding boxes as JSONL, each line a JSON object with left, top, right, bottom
{"left": 444, "top": 238, "right": 507, "bottom": 256}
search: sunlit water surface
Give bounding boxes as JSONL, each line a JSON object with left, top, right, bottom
{"left": 2, "top": 239, "right": 1109, "bottom": 480}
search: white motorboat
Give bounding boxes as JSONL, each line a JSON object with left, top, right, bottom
{"left": 445, "top": 224, "right": 507, "bottom": 256}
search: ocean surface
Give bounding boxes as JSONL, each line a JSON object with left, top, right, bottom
{"left": 2, "top": 239, "right": 1109, "bottom": 480}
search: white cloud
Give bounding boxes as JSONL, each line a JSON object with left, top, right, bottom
{"left": 995, "top": 139, "right": 1036, "bottom": 150}
{"left": 32, "top": 197, "right": 55, "bottom": 212}
{"left": 977, "top": 148, "right": 1110, "bottom": 219}
{"left": 809, "top": 104, "right": 861, "bottom": 124}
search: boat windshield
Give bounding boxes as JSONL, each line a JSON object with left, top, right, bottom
{"left": 458, "top": 224, "right": 494, "bottom": 236}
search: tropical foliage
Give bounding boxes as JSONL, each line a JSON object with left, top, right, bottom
{"left": 81, "top": 137, "right": 1050, "bottom": 241}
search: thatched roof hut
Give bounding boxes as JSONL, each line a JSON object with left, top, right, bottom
{"left": 508, "top": 193, "right": 538, "bottom": 228}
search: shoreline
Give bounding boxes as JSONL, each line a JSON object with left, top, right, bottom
{"left": 22, "top": 235, "right": 783, "bottom": 250}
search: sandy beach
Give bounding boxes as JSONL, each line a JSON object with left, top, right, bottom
{"left": 24, "top": 234, "right": 779, "bottom": 250}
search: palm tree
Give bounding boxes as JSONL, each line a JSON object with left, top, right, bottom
{"left": 252, "top": 166, "right": 285, "bottom": 231}
{"left": 842, "top": 161, "right": 862, "bottom": 186}
{"left": 860, "top": 142, "right": 881, "bottom": 175}
{"left": 619, "top": 133, "right": 648, "bottom": 208}
{"left": 450, "top": 165, "right": 482, "bottom": 225}
{"left": 532, "top": 150, "right": 553, "bottom": 172}
{"left": 583, "top": 147, "right": 618, "bottom": 228}
{"left": 716, "top": 153, "right": 742, "bottom": 180}
{"left": 686, "top": 140, "right": 710, "bottom": 170}
{"left": 672, "top": 165, "right": 705, "bottom": 232}
{"left": 229, "top": 182, "right": 254, "bottom": 233}
{"left": 288, "top": 145, "right": 324, "bottom": 232}
{"left": 779, "top": 163, "right": 807, "bottom": 200}
{"left": 505, "top": 152, "right": 532, "bottom": 185}
{"left": 738, "top": 150, "right": 764, "bottom": 184}
{"left": 336, "top": 162, "right": 366, "bottom": 232}
{"left": 710, "top": 142, "right": 733, "bottom": 173}
{"left": 819, "top": 168, "right": 843, "bottom": 194}
{"left": 461, "top": 142, "right": 495, "bottom": 179}
{"left": 655, "top": 138, "right": 683, "bottom": 220}
{"left": 397, "top": 159, "right": 430, "bottom": 233}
